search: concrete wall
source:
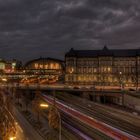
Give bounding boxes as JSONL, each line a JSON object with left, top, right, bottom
{"left": 124, "top": 94, "right": 140, "bottom": 111}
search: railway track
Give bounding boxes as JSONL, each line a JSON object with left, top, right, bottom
{"left": 42, "top": 94, "right": 139, "bottom": 140}
{"left": 62, "top": 113, "right": 112, "bottom": 140}
{"left": 52, "top": 93, "right": 140, "bottom": 138}
{"left": 41, "top": 107, "right": 95, "bottom": 140}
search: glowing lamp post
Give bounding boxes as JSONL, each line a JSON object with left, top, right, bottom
{"left": 119, "top": 72, "right": 123, "bottom": 90}
{"left": 119, "top": 71, "right": 124, "bottom": 105}
{"left": 40, "top": 103, "right": 49, "bottom": 108}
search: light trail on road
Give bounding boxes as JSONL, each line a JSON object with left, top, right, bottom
{"left": 56, "top": 93, "right": 140, "bottom": 137}
{"left": 63, "top": 121, "right": 93, "bottom": 140}
{"left": 42, "top": 94, "right": 140, "bottom": 140}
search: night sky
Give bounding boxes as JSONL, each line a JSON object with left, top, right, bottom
{"left": 0, "top": 0, "right": 140, "bottom": 62}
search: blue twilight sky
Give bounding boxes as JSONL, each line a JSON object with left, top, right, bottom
{"left": 0, "top": 0, "right": 140, "bottom": 62}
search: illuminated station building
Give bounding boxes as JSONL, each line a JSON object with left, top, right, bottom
{"left": 65, "top": 46, "right": 140, "bottom": 89}
{"left": 24, "top": 57, "right": 64, "bottom": 84}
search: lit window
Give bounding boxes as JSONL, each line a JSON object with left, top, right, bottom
{"left": 94, "top": 68, "right": 97, "bottom": 73}
{"left": 50, "top": 63, "right": 54, "bottom": 69}
{"left": 0, "top": 63, "right": 5, "bottom": 70}
{"left": 78, "top": 76, "right": 82, "bottom": 81}
{"left": 108, "top": 67, "right": 111, "bottom": 72}
{"left": 45, "top": 64, "right": 48, "bottom": 69}
{"left": 34, "top": 63, "right": 38, "bottom": 69}
{"left": 12, "top": 62, "right": 16, "bottom": 69}
{"left": 55, "top": 63, "right": 59, "bottom": 69}
{"left": 40, "top": 64, "right": 43, "bottom": 69}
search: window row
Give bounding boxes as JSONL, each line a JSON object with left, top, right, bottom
{"left": 66, "top": 75, "right": 137, "bottom": 83}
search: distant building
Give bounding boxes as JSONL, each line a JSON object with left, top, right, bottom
{"left": 65, "top": 46, "right": 140, "bottom": 89}
{"left": 24, "top": 57, "right": 64, "bottom": 83}
{"left": 0, "top": 59, "right": 6, "bottom": 71}
{"left": 0, "top": 59, "right": 17, "bottom": 73}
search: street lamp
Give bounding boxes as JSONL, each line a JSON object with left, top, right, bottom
{"left": 119, "top": 72, "right": 123, "bottom": 90}
{"left": 9, "top": 137, "right": 16, "bottom": 140}
{"left": 40, "top": 103, "right": 49, "bottom": 108}
{"left": 119, "top": 71, "right": 124, "bottom": 105}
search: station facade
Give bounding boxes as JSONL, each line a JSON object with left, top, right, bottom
{"left": 24, "top": 57, "right": 64, "bottom": 83}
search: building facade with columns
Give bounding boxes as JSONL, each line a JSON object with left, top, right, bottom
{"left": 65, "top": 46, "right": 140, "bottom": 89}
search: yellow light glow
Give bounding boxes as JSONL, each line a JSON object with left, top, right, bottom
{"left": 40, "top": 104, "right": 49, "bottom": 108}
{"left": 15, "top": 122, "right": 18, "bottom": 125}
{"left": 35, "top": 63, "right": 39, "bottom": 69}
{"left": 108, "top": 67, "right": 111, "bottom": 72}
{"left": 9, "top": 137, "right": 16, "bottom": 140}
{"left": 2, "top": 78, "right": 7, "bottom": 82}
{"left": 69, "top": 67, "right": 74, "bottom": 74}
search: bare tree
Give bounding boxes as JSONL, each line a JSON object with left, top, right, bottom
{"left": 48, "top": 105, "right": 59, "bottom": 129}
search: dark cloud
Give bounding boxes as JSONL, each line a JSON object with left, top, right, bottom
{"left": 0, "top": 0, "right": 140, "bottom": 62}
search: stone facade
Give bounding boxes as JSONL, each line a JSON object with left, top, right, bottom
{"left": 65, "top": 46, "right": 140, "bottom": 88}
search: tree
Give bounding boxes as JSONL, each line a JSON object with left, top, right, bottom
{"left": 0, "top": 88, "right": 16, "bottom": 140}
{"left": 48, "top": 105, "right": 59, "bottom": 129}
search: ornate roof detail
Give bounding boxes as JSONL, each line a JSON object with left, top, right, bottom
{"left": 65, "top": 46, "right": 140, "bottom": 57}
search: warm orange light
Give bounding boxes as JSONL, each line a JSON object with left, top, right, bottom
{"left": 9, "top": 137, "right": 16, "bottom": 140}
{"left": 2, "top": 78, "right": 7, "bottom": 82}
{"left": 40, "top": 104, "right": 49, "bottom": 108}
{"left": 69, "top": 67, "right": 74, "bottom": 74}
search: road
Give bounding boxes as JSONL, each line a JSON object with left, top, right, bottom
{"left": 2, "top": 87, "right": 85, "bottom": 140}
{"left": 0, "top": 86, "right": 44, "bottom": 140}
{"left": 15, "top": 123, "right": 27, "bottom": 140}
{"left": 62, "top": 113, "right": 108, "bottom": 140}
{"left": 12, "top": 105, "right": 44, "bottom": 140}
{"left": 42, "top": 94, "right": 140, "bottom": 140}
{"left": 55, "top": 92, "right": 140, "bottom": 137}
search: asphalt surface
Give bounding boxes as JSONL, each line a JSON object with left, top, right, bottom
{"left": 12, "top": 106, "right": 44, "bottom": 140}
